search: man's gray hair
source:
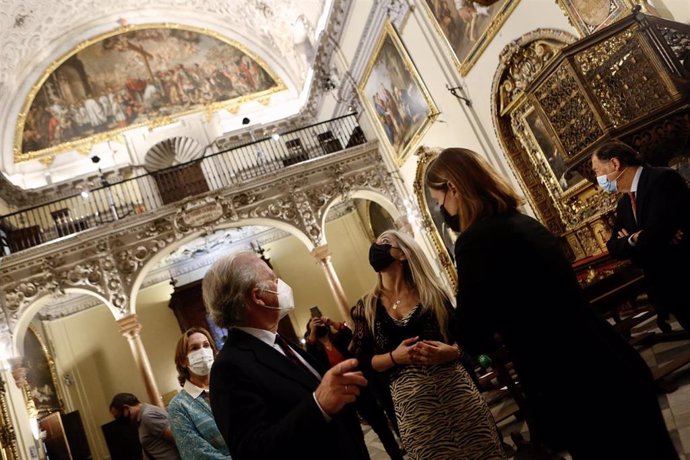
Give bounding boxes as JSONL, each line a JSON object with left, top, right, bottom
{"left": 202, "top": 252, "right": 266, "bottom": 328}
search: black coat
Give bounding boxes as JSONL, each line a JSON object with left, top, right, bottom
{"left": 607, "top": 166, "right": 690, "bottom": 324}
{"left": 209, "top": 328, "right": 369, "bottom": 460}
{"left": 454, "top": 211, "right": 677, "bottom": 459}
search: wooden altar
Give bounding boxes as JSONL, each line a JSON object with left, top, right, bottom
{"left": 492, "top": 7, "right": 690, "bottom": 261}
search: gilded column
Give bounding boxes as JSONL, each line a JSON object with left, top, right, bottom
{"left": 117, "top": 315, "right": 163, "bottom": 408}
{"left": 311, "top": 245, "right": 352, "bottom": 324}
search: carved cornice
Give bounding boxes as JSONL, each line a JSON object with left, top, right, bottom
{"left": 1, "top": 141, "right": 403, "bottom": 335}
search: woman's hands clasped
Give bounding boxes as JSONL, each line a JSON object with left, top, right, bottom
{"left": 408, "top": 340, "right": 461, "bottom": 366}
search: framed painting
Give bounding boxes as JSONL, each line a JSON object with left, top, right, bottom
{"left": 521, "top": 106, "right": 586, "bottom": 194}
{"left": 23, "top": 326, "right": 62, "bottom": 417}
{"left": 421, "top": 0, "right": 520, "bottom": 76}
{"left": 15, "top": 24, "right": 285, "bottom": 163}
{"left": 555, "top": 0, "right": 637, "bottom": 36}
{"left": 413, "top": 146, "right": 458, "bottom": 289}
{"left": 359, "top": 22, "right": 439, "bottom": 165}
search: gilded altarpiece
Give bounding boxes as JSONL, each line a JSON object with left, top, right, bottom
{"left": 492, "top": 10, "right": 690, "bottom": 261}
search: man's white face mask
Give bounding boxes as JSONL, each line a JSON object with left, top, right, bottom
{"left": 261, "top": 279, "right": 295, "bottom": 319}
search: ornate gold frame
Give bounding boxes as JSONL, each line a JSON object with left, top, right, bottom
{"left": 412, "top": 146, "right": 457, "bottom": 290}
{"left": 554, "top": 0, "right": 654, "bottom": 37}
{"left": 420, "top": 0, "right": 520, "bottom": 76}
{"left": 14, "top": 23, "right": 287, "bottom": 164}
{"left": 25, "top": 325, "right": 63, "bottom": 417}
{"left": 358, "top": 21, "right": 439, "bottom": 166}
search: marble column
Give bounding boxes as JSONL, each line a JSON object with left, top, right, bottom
{"left": 311, "top": 245, "right": 352, "bottom": 323}
{"left": 117, "top": 315, "right": 163, "bottom": 408}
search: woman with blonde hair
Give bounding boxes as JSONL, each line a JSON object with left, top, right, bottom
{"left": 425, "top": 147, "right": 677, "bottom": 459}
{"left": 168, "top": 327, "right": 230, "bottom": 459}
{"left": 350, "top": 229, "right": 505, "bottom": 460}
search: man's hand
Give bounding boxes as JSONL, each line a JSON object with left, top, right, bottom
{"left": 314, "top": 358, "right": 367, "bottom": 415}
{"left": 617, "top": 228, "right": 630, "bottom": 239}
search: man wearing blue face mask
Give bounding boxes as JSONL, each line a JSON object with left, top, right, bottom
{"left": 202, "top": 252, "right": 370, "bottom": 460}
{"left": 591, "top": 140, "right": 690, "bottom": 332}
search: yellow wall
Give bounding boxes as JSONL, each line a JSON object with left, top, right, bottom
{"left": 266, "top": 210, "right": 377, "bottom": 338}
{"left": 43, "top": 282, "right": 182, "bottom": 460}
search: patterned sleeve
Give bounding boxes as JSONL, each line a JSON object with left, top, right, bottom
{"left": 349, "top": 298, "right": 375, "bottom": 373}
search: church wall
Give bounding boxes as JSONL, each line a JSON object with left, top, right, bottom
{"left": 266, "top": 209, "right": 376, "bottom": 336}
{"left": 44, "top": 304, "right": 143, "bottom": 459}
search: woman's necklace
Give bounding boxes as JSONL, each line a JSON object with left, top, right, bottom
{"left": 392, "top": 298, "right": 402, "bottom": 310}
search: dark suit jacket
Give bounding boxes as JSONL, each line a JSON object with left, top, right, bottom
{"left": 209, "top": 328, "right": 369, "bottom": 460}
{"left": 454, "top": 211, "right": 677, "bottom": 458}
{"left": 607, "top": 166, "right": 690, "bottom": 303}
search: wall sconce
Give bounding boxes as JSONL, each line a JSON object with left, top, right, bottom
{"left": 62, "top": 373, "right": 74, "bottom": 387}
{"left": 446, "top": 84, "right": 472, "bottom": 107}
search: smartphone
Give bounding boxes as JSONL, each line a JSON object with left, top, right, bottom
{"left": 310, "top": 306, "right": 322, "bottom": 318}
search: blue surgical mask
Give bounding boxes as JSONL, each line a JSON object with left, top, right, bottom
{"left": 596, "top": 168, "right": 626, "bottom": 193}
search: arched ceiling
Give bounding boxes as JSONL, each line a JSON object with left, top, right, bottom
{"left": 0, "top": 0, "right": 340, "bottom": 189}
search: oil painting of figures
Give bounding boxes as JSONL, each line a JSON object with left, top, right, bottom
{"left": 23, "top": 328, "right": 62, "bottom": 416}
{"left": 361, "top": 23, "right": 437, "bottom": 162}
{"left": 20, "top": 27, "right": 279, "bottom": 158}
{"left": 422, "top": 0, "right": 518, "bottom": 74}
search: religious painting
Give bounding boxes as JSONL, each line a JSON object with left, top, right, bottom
{"left": 555, "top": 0, "right": 633, "bottom": 36}
{"left": 16, "top": 25, "right": 284, "bottom": 163}
{"left": 23, "top": 327, "right": 62, "bottom": 417}
{"left": 523, "top": 107, "right": 585, "bottom": 193}
{"left": 360, "top": 22, "right": 438, "bottom": 165}
{"left": 421, "top": 0, "right": 519, "bottom": 75}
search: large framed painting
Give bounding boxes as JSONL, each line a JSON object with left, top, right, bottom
{"left": 359, "top": 22, "right": 439, "bottom": 165}
{"left": 413, "top": 146, "right": 458, "bottom": 289}
{"left": 421, "top": 0, "right": 520, "bottom": 76}
{"left": 15, "top": 24, "right": 285, "bottom": 163}
{"left": 555, "top": 0, "right": 637, "bottom": 36}
{"left": 23, "top": 326, "right": 62, "bottom": 417}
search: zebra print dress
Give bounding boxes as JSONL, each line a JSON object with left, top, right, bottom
{"left": 351, "top": 299, "right": 505, "bottom": 460}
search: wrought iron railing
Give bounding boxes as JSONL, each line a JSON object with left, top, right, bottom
{"left": 0, "top": 113, "right": 366, "bottom": 255}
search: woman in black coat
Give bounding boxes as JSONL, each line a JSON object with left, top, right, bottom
{"left": 425, "top": 147, "right": 677, "bottom": 460}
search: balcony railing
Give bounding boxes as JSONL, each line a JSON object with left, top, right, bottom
{"left": 0, "top": 113, "right": 366, "bottom": 256}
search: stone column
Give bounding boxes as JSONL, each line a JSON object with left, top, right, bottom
{"left": 117, "top": 315, "right": 163, "bottom": 408}
{"left": 311, "top": 245, "right": 352, "bottom": 324}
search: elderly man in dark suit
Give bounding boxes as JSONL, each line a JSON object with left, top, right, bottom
{"left": 202, "top": 252, "right": 370, "bottom": 460}
{"left": 591, "top": 140, "right": 690, "bottom": 332}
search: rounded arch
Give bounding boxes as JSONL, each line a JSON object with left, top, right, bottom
{"left": 11, "top": 287, "right": 117, "bottom": 357}
{"left": 319, "top": 188, "right": 402, "bottom": 244}
{"left": 126, "top": 217, "right": 316, "bottom": 314}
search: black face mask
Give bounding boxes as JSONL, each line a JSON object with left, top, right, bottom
{"left": 315, "top": 325, "right": 329, "bottom": 338}
{"left": 369, "top": 243, "right": 396, "bottom": 272}
{"left": 440, "top": 190, "right": 461, "bottom": 232}
{"left": 440, "top": 205, "right": 461, "bottom": 232}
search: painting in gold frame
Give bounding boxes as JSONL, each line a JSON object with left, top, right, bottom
{"left": 23, "top": 326, "right": 62, "bottom": 417}
{"left": 359, "top": 22, "right": 439, "bottom": 166}
{"left": 555, "top": 0, "right": 635, "bottom": 36}
{"left": 15, "top": 24, "right": 285, "bottom": 164}
{"left": 413, "top": 146, "right": 457, "bottom": 289}
{"left": 420, "top": 0, "right": 520, "bottom": 76}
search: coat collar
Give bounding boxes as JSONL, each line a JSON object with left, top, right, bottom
{"left": 228, "top": 329, "right": 322, "bottom": 390}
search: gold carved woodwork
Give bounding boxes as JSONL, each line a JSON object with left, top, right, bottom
{"left": 492, "top": 10, "right": 690, "bottom": 261}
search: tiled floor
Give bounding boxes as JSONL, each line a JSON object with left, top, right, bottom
{"left": 363, "top": 317, "right": 690, "bottom": 459}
